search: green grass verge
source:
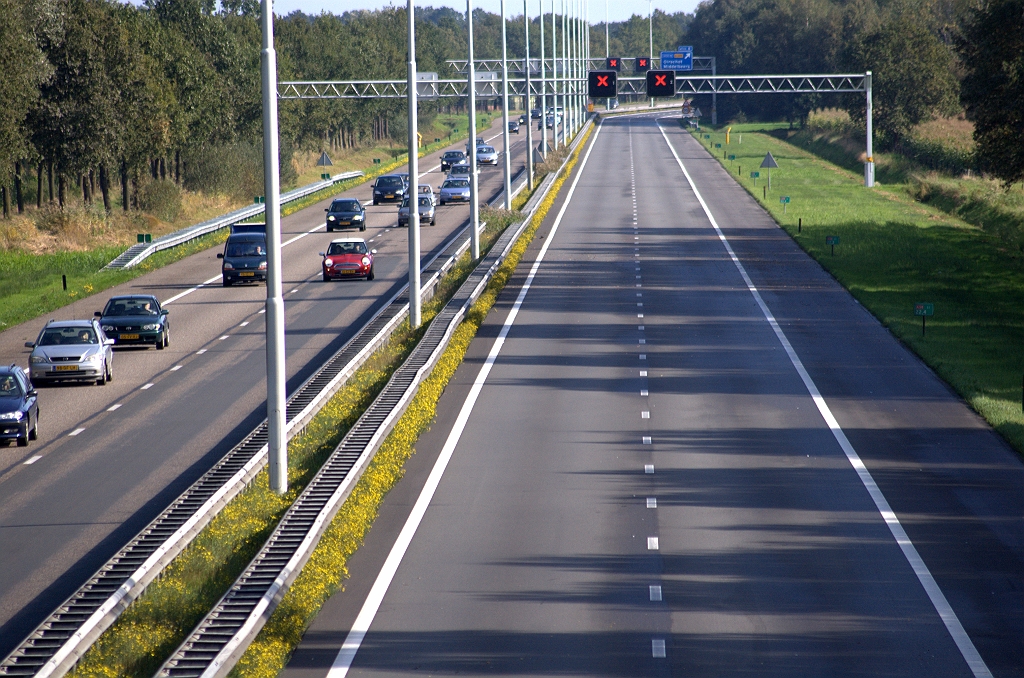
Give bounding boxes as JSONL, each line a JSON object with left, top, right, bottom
{"left": 62, "top": 146, "right": 557, "bottom": 678}
{"left": 228, "top": 124, "right": 594, "bottom": 678}
{"left": 691, "top": 124, "right": 1024, "bottom": 456}
{"left": 0, "top": 115, "right": 502, "bottom": 332}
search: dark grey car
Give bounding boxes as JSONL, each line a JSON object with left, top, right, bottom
{"left": 325, "top": 198, "right": 366, "bottom": 232}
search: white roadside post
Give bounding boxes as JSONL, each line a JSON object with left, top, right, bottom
{"left": 500, "top": 0, "right": 512, "bottom": 209}
{"left": 865, "top": 70, "right": 874, "bottom": 188}
{"left": 261, "top": 0, "right": 287, "bottom": 494}
{"left": 467, "top": 0, "right": 480, "bottom": 258}
{"left": 561, "top": 0, "right": 567, "bottom": 146}
{"left": 524, "top": 0, "right": 534, "bottom": 191}
{"left": 539, "top": 0, "right": 547, "bottom": 159}
{"left": 407, "top": 0, "right": 421, "bottom": 328}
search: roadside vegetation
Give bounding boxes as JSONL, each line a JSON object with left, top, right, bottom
{"left": 64, "top": 127, "right": 590, "bottom": 678}
{"left": 692, "top": 124, "right": 1024, "bottom": 456}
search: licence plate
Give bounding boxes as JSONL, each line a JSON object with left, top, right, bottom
{"left": 55, "top": 365, "right": 79, "bottom": 372}
{"left": 340, "top": 269, "right": 359, "bottom": 275}
{"left": 385, "top": 194, "right": 394, "bottom": 199}
{"left": 120, "top": 333, "right": 139, "bottom": 340}
{"left": 240, "top": 271, "right": 255, "bottom": 277}
{"left": 338, "top": 221, "right": 350, "bottom": 226}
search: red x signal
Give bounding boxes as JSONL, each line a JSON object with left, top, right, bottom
{"left": 654, "top": 74, "right": 667, "bottom": 86}
{"left": 610, "top": 59, "right": 617, "bottom": 67}
{"left": 588, "top": 70, "right": 617, "bottom": 97}
{"left": 597, "top": 75, "right": 609, "bottom": 86}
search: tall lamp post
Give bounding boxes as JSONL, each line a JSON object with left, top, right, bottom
{"left": 551, "top": 0, "right": 558, "bottom": 151}
{"left": 407, "top": 0, "right": 421, "bottom": 328}
{"left": 539, "top": 0, "right": 546, "bottom": 159}
{"left": 524, "top": 0, "right": 534, "bottom": 190}
{"left": 261, "top": 0, "right": 287, "bottom": 494}
{"left": 500, "top": 0, "right": 512, "bottom": 209}
{"left": 467, "top": 0, "right": 480, "bottom": 258}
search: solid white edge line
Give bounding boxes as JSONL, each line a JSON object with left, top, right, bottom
{"left": 326, "top": 121, "right": 604, "bottom": 677}
{"left": 656, "top": 120, "right": 993, "bottom": 678}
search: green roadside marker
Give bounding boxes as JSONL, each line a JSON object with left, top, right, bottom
{"left": 825, "top": 235, "right": 839, "bottom": 256}
{"left": 750, "top": 171, "right": 759, "bottom": 185}
{"left": 915, "top": 302, "right": 934, "bottom": 336}
{"left": 136, "top": 233, "right": 152, "bottom": 243}
{"left": 780, "top": 195, "right": 790, "bottom": 213}
{"left": 435, "top": 138, "right": 441, "bottom": 143}
{"left": 715, "top": 143, "right": 722, "bottom": 148}
{"left": 704, "top": 134, "right": 710, "bottom": 139}
{"left": 254, "top": 196, "right": 265, "bottom": 204}
{"left": 373, "top": 158, "right": 381, "bottom": 164}
{"left": 728, "top": 154, "right": 736, "bottom": 161}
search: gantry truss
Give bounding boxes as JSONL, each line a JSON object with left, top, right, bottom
{"left": 444, "top": 57, "right": 715, "bottom": 73}
{"left": 278, "top": 73, "right": 865, "bottom": 100}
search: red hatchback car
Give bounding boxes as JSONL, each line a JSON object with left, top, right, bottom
{"left": 320, "top": 238, "right": 376, "bottom": 281}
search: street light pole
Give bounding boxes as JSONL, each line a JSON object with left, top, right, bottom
{"left": 539, "top": 0, "right": 546, "bottom": 159}
{"left": 551, "top": 0, "right": 558, "bottom": 151}
{"left": 865, "top": 70, "right": 874, "bottom": 188}
{"left": 407, "top": 0, "right": 421, "bottom": 328}
{"left": 605, "top": 0, "right": 608, "bottom": 58}
{"left": 649, "top": 0, "right": 653, "bottom": 61}
{"left": 467, "top": 0, "right": 480, "bottom": 258}
{"left": 261, "top": 0, "right": 287, "bottom": 494}
{"left": 500, "top": 0, "right": 512, "bottom": 209}
{"left": 561, "top": 0, "right": 567, "bottom": 146}
{"left": 524, "top": 0, "right": 534, "bottom": 191}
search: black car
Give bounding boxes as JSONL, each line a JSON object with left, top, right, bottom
{"left": 508, "top": 120, "right": 521, "bottom": 134}
{"left": 218, "top": 225, "right": 267, "bottom": 286}
{"left": 530, "top": 108, "right": 541, "bottom": 119}
{"left": 440, "top": 150, "right": 466, "bottom": 172}
{"left": 0, "top": 365, "right": 38, "bottom": 447}
{"left": 372, "top": 175, "right": 406, "bottom": 205}
{"left": 325, "top": 198, "right": 366, "bottom": 232}
{"left": 96, "top": 294, "right": 170, "bottom": 349}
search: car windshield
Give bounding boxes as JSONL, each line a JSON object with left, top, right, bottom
{"left": 479, "top": 146, "right": 495, "bottom": 154}
{"left": 450, "top": 166, "right": 469, "bottom": 174}
{"left": 377, "top": 176, "right": 402, "bottom": 187}
{"left": 443, "top": 152, "right": 463, "bottom": 159}
{"left": 225, "top": 242, "right": 265, "bottom": 257}
{"left": 418, "top": 185, "right": 431, "bottom": 194}
{"left": 419, "top": 197, "right": 431, "bottom": 207}
{"left": 103, "top": 299, "right": 158, "bottom": 316}
{"left": 442, "top": 180, "right": 469, "bottom": 188}
{"left": 38, "top": 327, "right": 98, "bottom": 346}
{"left": 330, "top": 200, "right": 359, "bottom": 212}
{"left": 0, "top": 375, "right": 22, "bottom": 397}
{"left": 327, "top": 242, "right": 368, "bottom": 255}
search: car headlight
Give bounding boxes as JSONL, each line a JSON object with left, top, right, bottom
{"left": 30, "top": 355, "right": 45, "bottom": 364}
{"left": 223, "top": 262, "right": 234, "bottom": 270}
{"left": 101, "top": 325, "right": 114, "bottom": 332}
{"left": 258, "top": 261, "right": 267, "bottom": 270}
{"left": 0, "top": 411, "right": 24, "bottom": 421}
{"left": 142, "top": 323, "right": 160, "bottom": 331}
{"left": 361, "top": 256, "right": 371, "bottom": 266}
{"left": 328, "top": 215, "right": 335, "bottom": 221}
{"left": 323, "top": 258, "right": 333, "bottom": 266}
{"left": 352, "top": 214, "right": 363, "bottom": 220}
{"left": 84, "top": 353, "right": 103, "bottom": 363}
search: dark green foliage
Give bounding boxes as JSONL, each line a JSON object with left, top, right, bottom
{"left": 957, "top": 0, "right": 1024, "bottom": 185}
{"left": 139, "top": 180, "right": 182, "bottom": 221}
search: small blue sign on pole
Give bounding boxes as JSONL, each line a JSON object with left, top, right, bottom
{"left": 660, "top": 47, "right": 693, "bottom": 72}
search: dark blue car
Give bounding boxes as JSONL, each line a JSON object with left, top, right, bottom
{"left": 0, "top": 365, "right": 39, "bottom": 447}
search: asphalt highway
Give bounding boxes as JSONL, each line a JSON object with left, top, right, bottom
{"left": 281, "top": 115, "right": 1023, "bottom": 677}
{"left": 0, "top": 117, "right": 532, "bottom": 657}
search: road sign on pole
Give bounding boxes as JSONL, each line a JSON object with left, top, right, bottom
{"left": 588, "top": 70, "right": 616, "bottom": 98}
{"left": 660, "top": 46, "right": 692, "bottom": 71}
{"left": 645, "top": 70, "right": 675, "bottom": 97}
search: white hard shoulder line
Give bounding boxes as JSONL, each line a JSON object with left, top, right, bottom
{"left": 656, "top": 120, "right": 993, "bottom": 678}
{"left": 326, "top": 121, "right": 604, "bottom": 677}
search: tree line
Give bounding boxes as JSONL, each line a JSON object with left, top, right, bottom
{"left": 0, "top": 0, "right": 1020, "bottom": 218}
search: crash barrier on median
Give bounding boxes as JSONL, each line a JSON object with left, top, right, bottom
{"left": 103, "top": 171, "right": 363, "bottom": 270}
{"left": 157, "top": 119, "right": 596, "bottom": 678}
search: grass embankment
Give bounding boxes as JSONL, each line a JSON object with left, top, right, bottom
{"left": 0, "top": 113, "right": 502, "bottom": 332}
{"left": 65, "top": 121, "right": 591, "bottom": 677}
{"left": 692, "top": 123, "right": 1024, "bottom": 455}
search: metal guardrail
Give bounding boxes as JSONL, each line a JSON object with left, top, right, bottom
{"left": 0, "top": 204, "right": 489, "bottom": 678}
{"left": 103, "top": 171, "right": 363, "bottom": 270}
{"left": 157, "top": 120, "right": 594, "bottom": 678}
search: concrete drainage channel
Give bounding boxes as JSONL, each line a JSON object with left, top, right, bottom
{"left": 0, "top": 124, "right": 589, "bottom": 678}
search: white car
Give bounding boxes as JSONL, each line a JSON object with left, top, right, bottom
{"left": 476, "top": 146, "right": 499, "bottom": 166}
{"left": 26, "top": 320, "right": 114, "bottom": 386}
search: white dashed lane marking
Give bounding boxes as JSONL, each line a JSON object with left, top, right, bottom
{"left": 647, "top": 498, "right": 657, "bottom": 509}
{"left": 642, "top": 436, "right": 652, "bottom": 444}
{"left": 645, "top": 464, "right": 655, "bottom": 474}
{"left": 649, "top": 584, "right": 662, "bottom": 600}
{"left": 23, "top": 455, "right": 42, "bottom": 465}
{"left": 219, "top": 336, "right": 229, "bottom": 341}
{"left": 141, "top": 383, "right": 154, "bottom": 390}
{"left": 68, "top": 428, "right": 85, "bottom": 437}
{"left": 642, "top": 411, "right": 650, "bottom": 419}
{"left": 170, "top": 365, "right": 183, "bottom": 371}
{"left": 196, "top": 349, "right": 207, "bottom": 355}
{"left": 647, "top": 537, "right": 659, "bottom": 550}
{"left": 640, "top": 389, "right": 649, "bottom": 396}
{"left": 240, "top": 321, "right": 249, "bottom": 327}
{"left": 107, "top": 404, "right": 122, "bottom": 411}
{"left": 652, "top": 639, "right": 666, "bottom": 658}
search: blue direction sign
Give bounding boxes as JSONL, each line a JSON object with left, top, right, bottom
{"left": 660, "top": 47, "right": 693, "bottom": 71}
